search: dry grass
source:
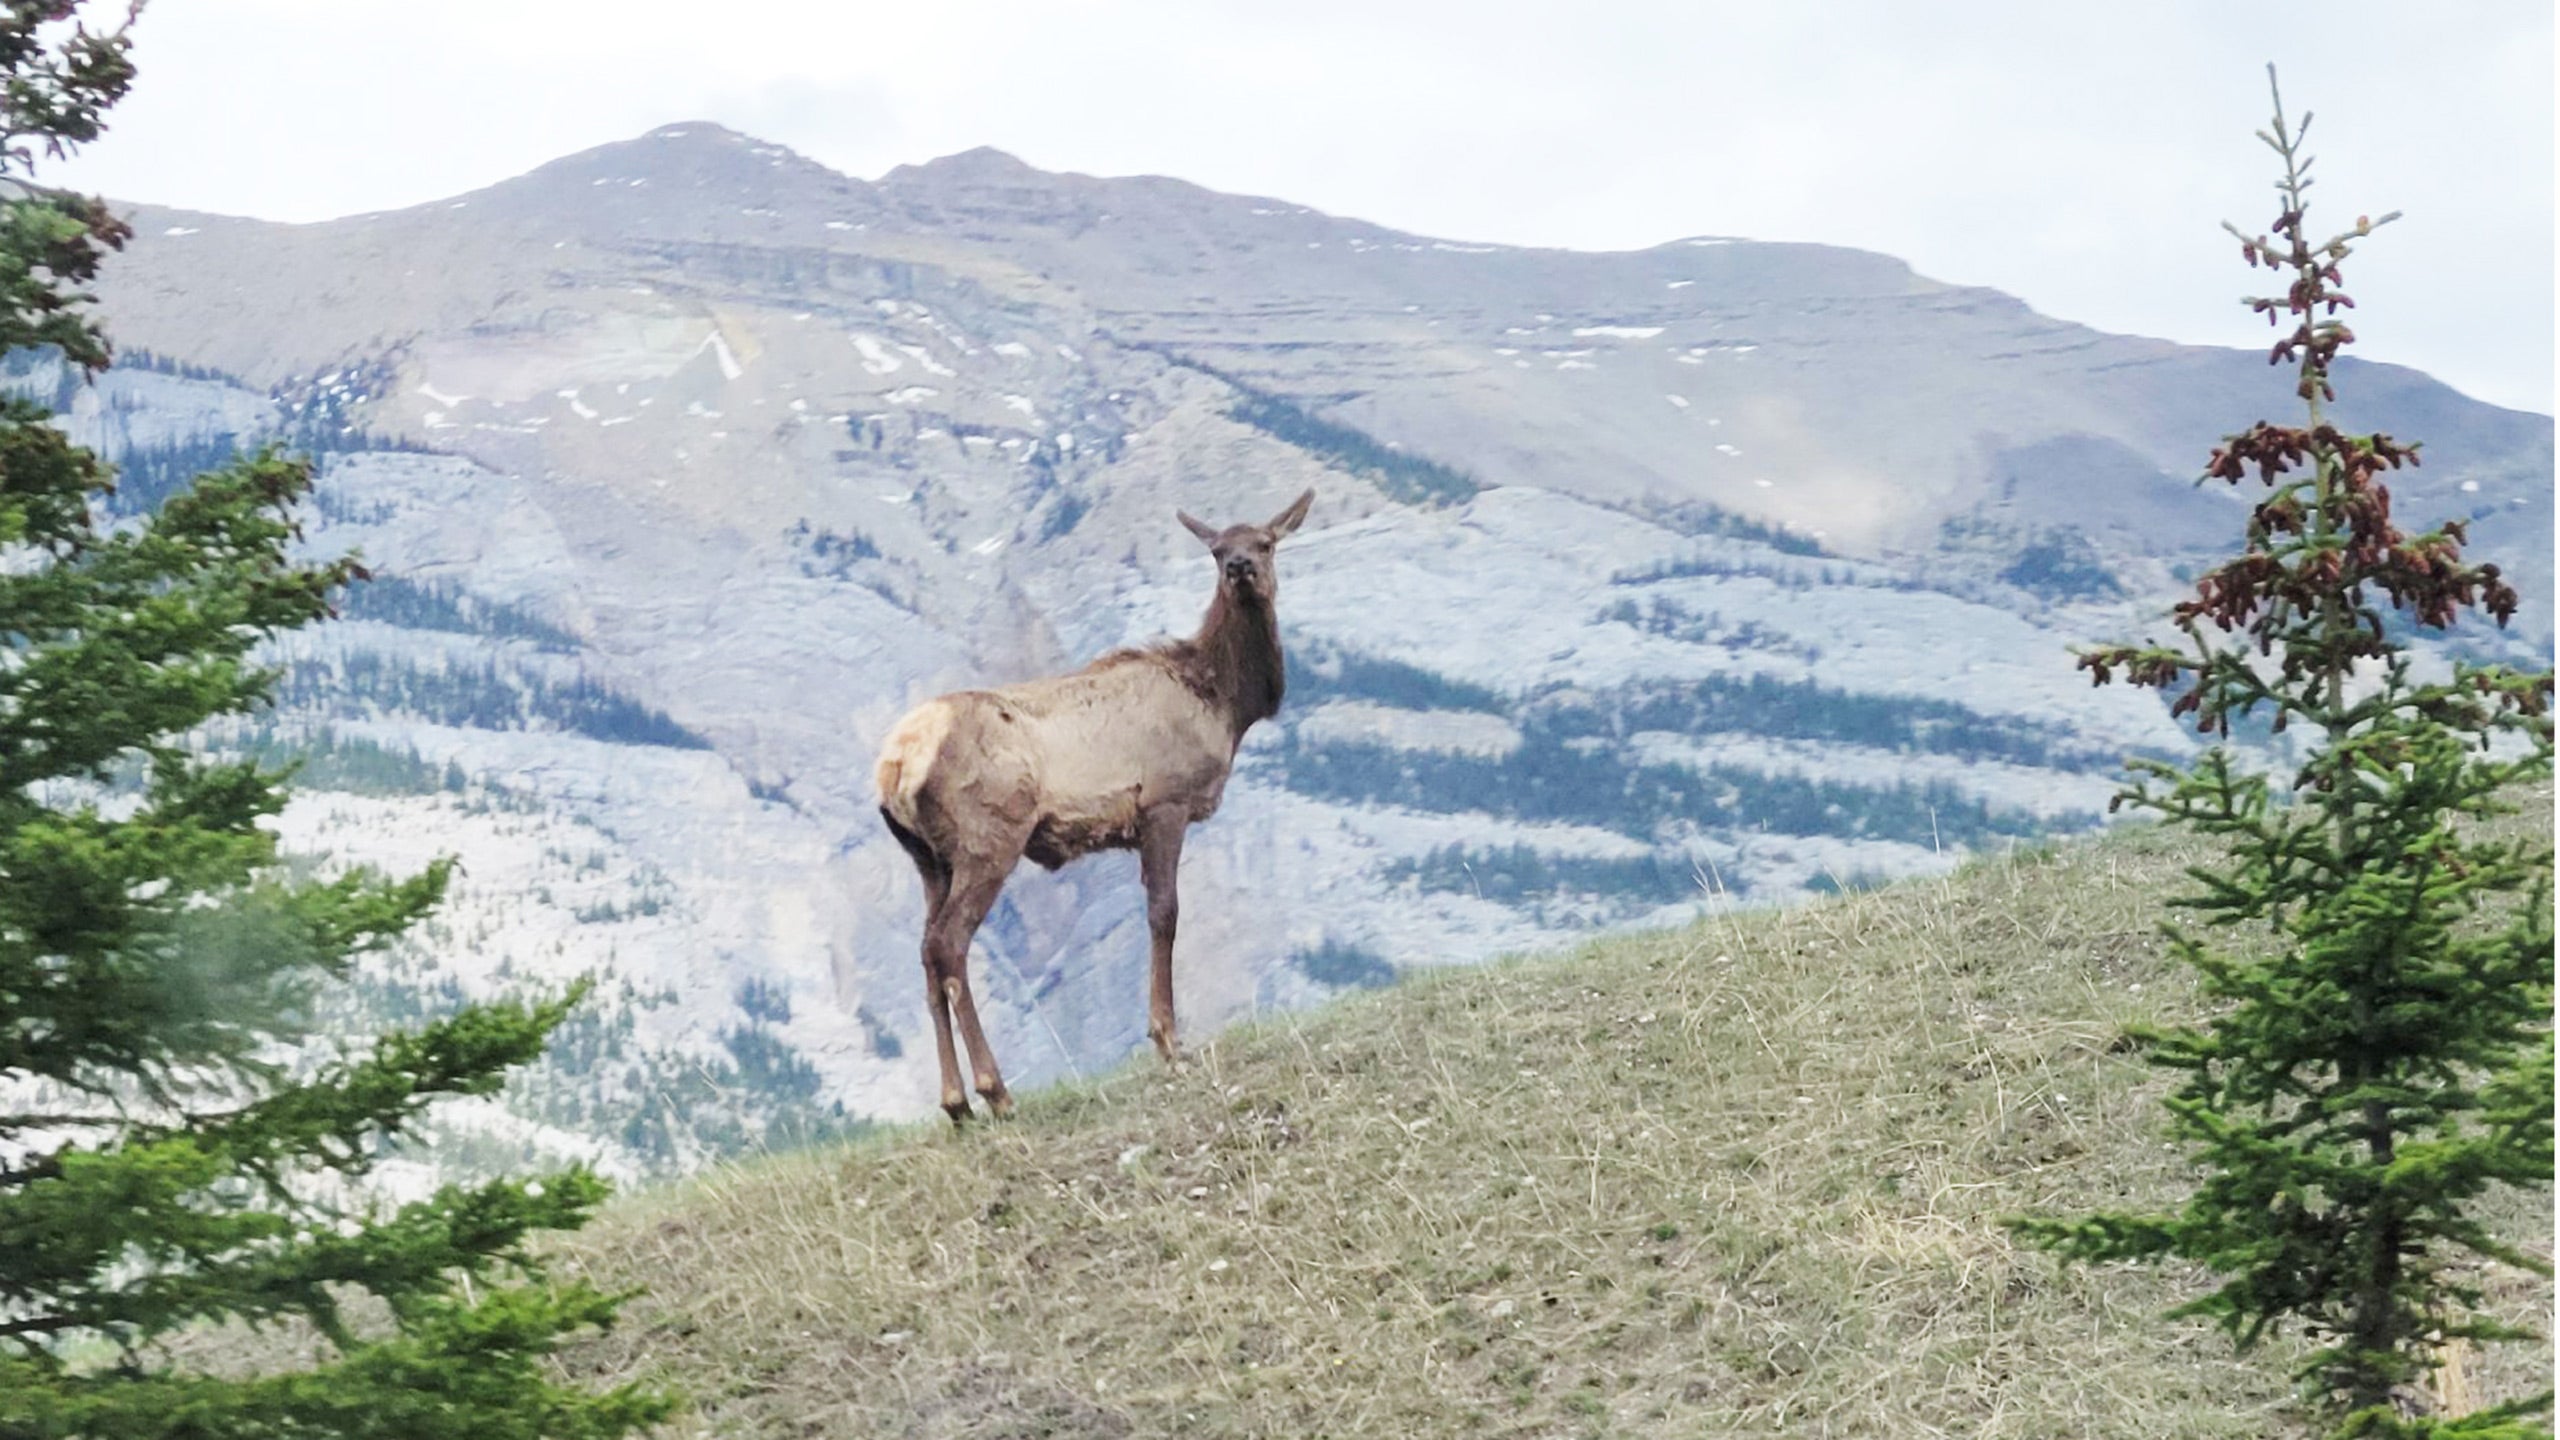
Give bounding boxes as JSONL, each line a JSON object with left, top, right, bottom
{"left": 552, "top": 796, "right": 2554, "bottom": 1438}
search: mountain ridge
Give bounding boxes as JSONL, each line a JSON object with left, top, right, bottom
{"left": 92, "top": 121, "right": 2560, "bottom": 414}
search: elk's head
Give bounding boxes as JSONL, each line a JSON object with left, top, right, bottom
{"left": 1179, "top": 488, "right": 1313, "bottom": 608}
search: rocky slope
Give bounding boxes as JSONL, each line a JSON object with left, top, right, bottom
{"left": 74, "top": 124, "right": 2552, "bottom": 1156}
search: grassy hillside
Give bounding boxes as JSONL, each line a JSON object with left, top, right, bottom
{"left": 549, "top": 796, "right": 2553, "bottom": 1438}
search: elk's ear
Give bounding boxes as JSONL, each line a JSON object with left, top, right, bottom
{"left": 1268, "top": 488, "right": 1314, "bottom": 539}
{"left": 1177, "top": 510, "right": 1220, "bottom": 547}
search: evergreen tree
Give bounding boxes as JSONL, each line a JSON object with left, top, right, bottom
{"left": 0, "top": 5, "right": 671, "bottom": 1434}
{"left": 2012, "top": 70, "right": 2555, "bottom": 1438}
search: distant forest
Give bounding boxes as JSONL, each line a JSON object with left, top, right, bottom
{"left": 276, "top": 653, "right": 711, "bottom": 751}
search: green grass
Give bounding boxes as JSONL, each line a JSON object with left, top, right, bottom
{"left": 542, "top": 789, "right": 2553, "bottom": 1438}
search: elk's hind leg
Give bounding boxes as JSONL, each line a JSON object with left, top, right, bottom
{"left": 930, "top": 854, "right": 1022, "bottom": 1119}
{"left": 885, "top": 810, "right": 971, "bottom": 1123}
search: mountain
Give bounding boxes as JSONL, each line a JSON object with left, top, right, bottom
{"left": 74, "top": 123, "right": 2553, "bottom": 1156}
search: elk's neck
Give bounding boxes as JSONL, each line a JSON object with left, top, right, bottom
{"left": 1193, "top": 585, "right": 1285, "bottom": 733}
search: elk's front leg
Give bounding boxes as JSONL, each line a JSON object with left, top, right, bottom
{"left": 1138, "top": 804, "right": 1188, "bottom": 1064}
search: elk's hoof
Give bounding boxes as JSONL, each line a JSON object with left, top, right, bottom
{"left": 981, "top": 1088, "right": 1016, "bottom": 1120}
{"left": 942, "top": 1095, "right": 973, "bottom": 1126}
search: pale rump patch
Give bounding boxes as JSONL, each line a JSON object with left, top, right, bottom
{"left": 875, "top": 699, "right": 957, "bottom": 824}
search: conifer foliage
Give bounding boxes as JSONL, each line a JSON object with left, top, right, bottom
{"left": 0, "top": 5, "right": 670, "bottom": 1434}
{"left": 2014, "top": 70, "right": 2555, "bottom": 1439}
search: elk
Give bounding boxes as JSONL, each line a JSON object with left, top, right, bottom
{"left": 873, "top": 489, "right": 1314, "bottom": 1123}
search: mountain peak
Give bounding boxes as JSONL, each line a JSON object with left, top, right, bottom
{"left": 452, "top": 119, "right": 869, "bottom": 229}
{"left": 618, "top": 121, "right": 826, "bottom": 172}
{"left": 886, "top": 146, "right": 1045, "bottom": 185}
{"left": 640, "top": 121, "right": 759, "bottom": 145}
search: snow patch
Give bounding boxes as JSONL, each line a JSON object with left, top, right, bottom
{"left": 1574, "top": 326, "right": 1665, "bottom": 340}
{"left": 1299, "top": 701, "right": 1521, "bottom": 757}
{"left": 696, "top": 331, "right": 745, "bottom": 381}
{"left": 851, "top": 335, "right": 902, "bottom": 375}
{"left": 896, "top": 343, "right": 955, "bottom": 378}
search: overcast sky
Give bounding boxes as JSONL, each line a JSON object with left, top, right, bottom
{"left": 53, "top": 1, "right": 2555, "bottom": 414}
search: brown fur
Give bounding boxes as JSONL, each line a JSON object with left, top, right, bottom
{"left": 876, "top": 489, "right": 1314, "bottom": 1122}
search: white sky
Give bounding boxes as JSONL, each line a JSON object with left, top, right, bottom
{"left": 53, "top": 1, "right": 2556, "bottom": 414}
